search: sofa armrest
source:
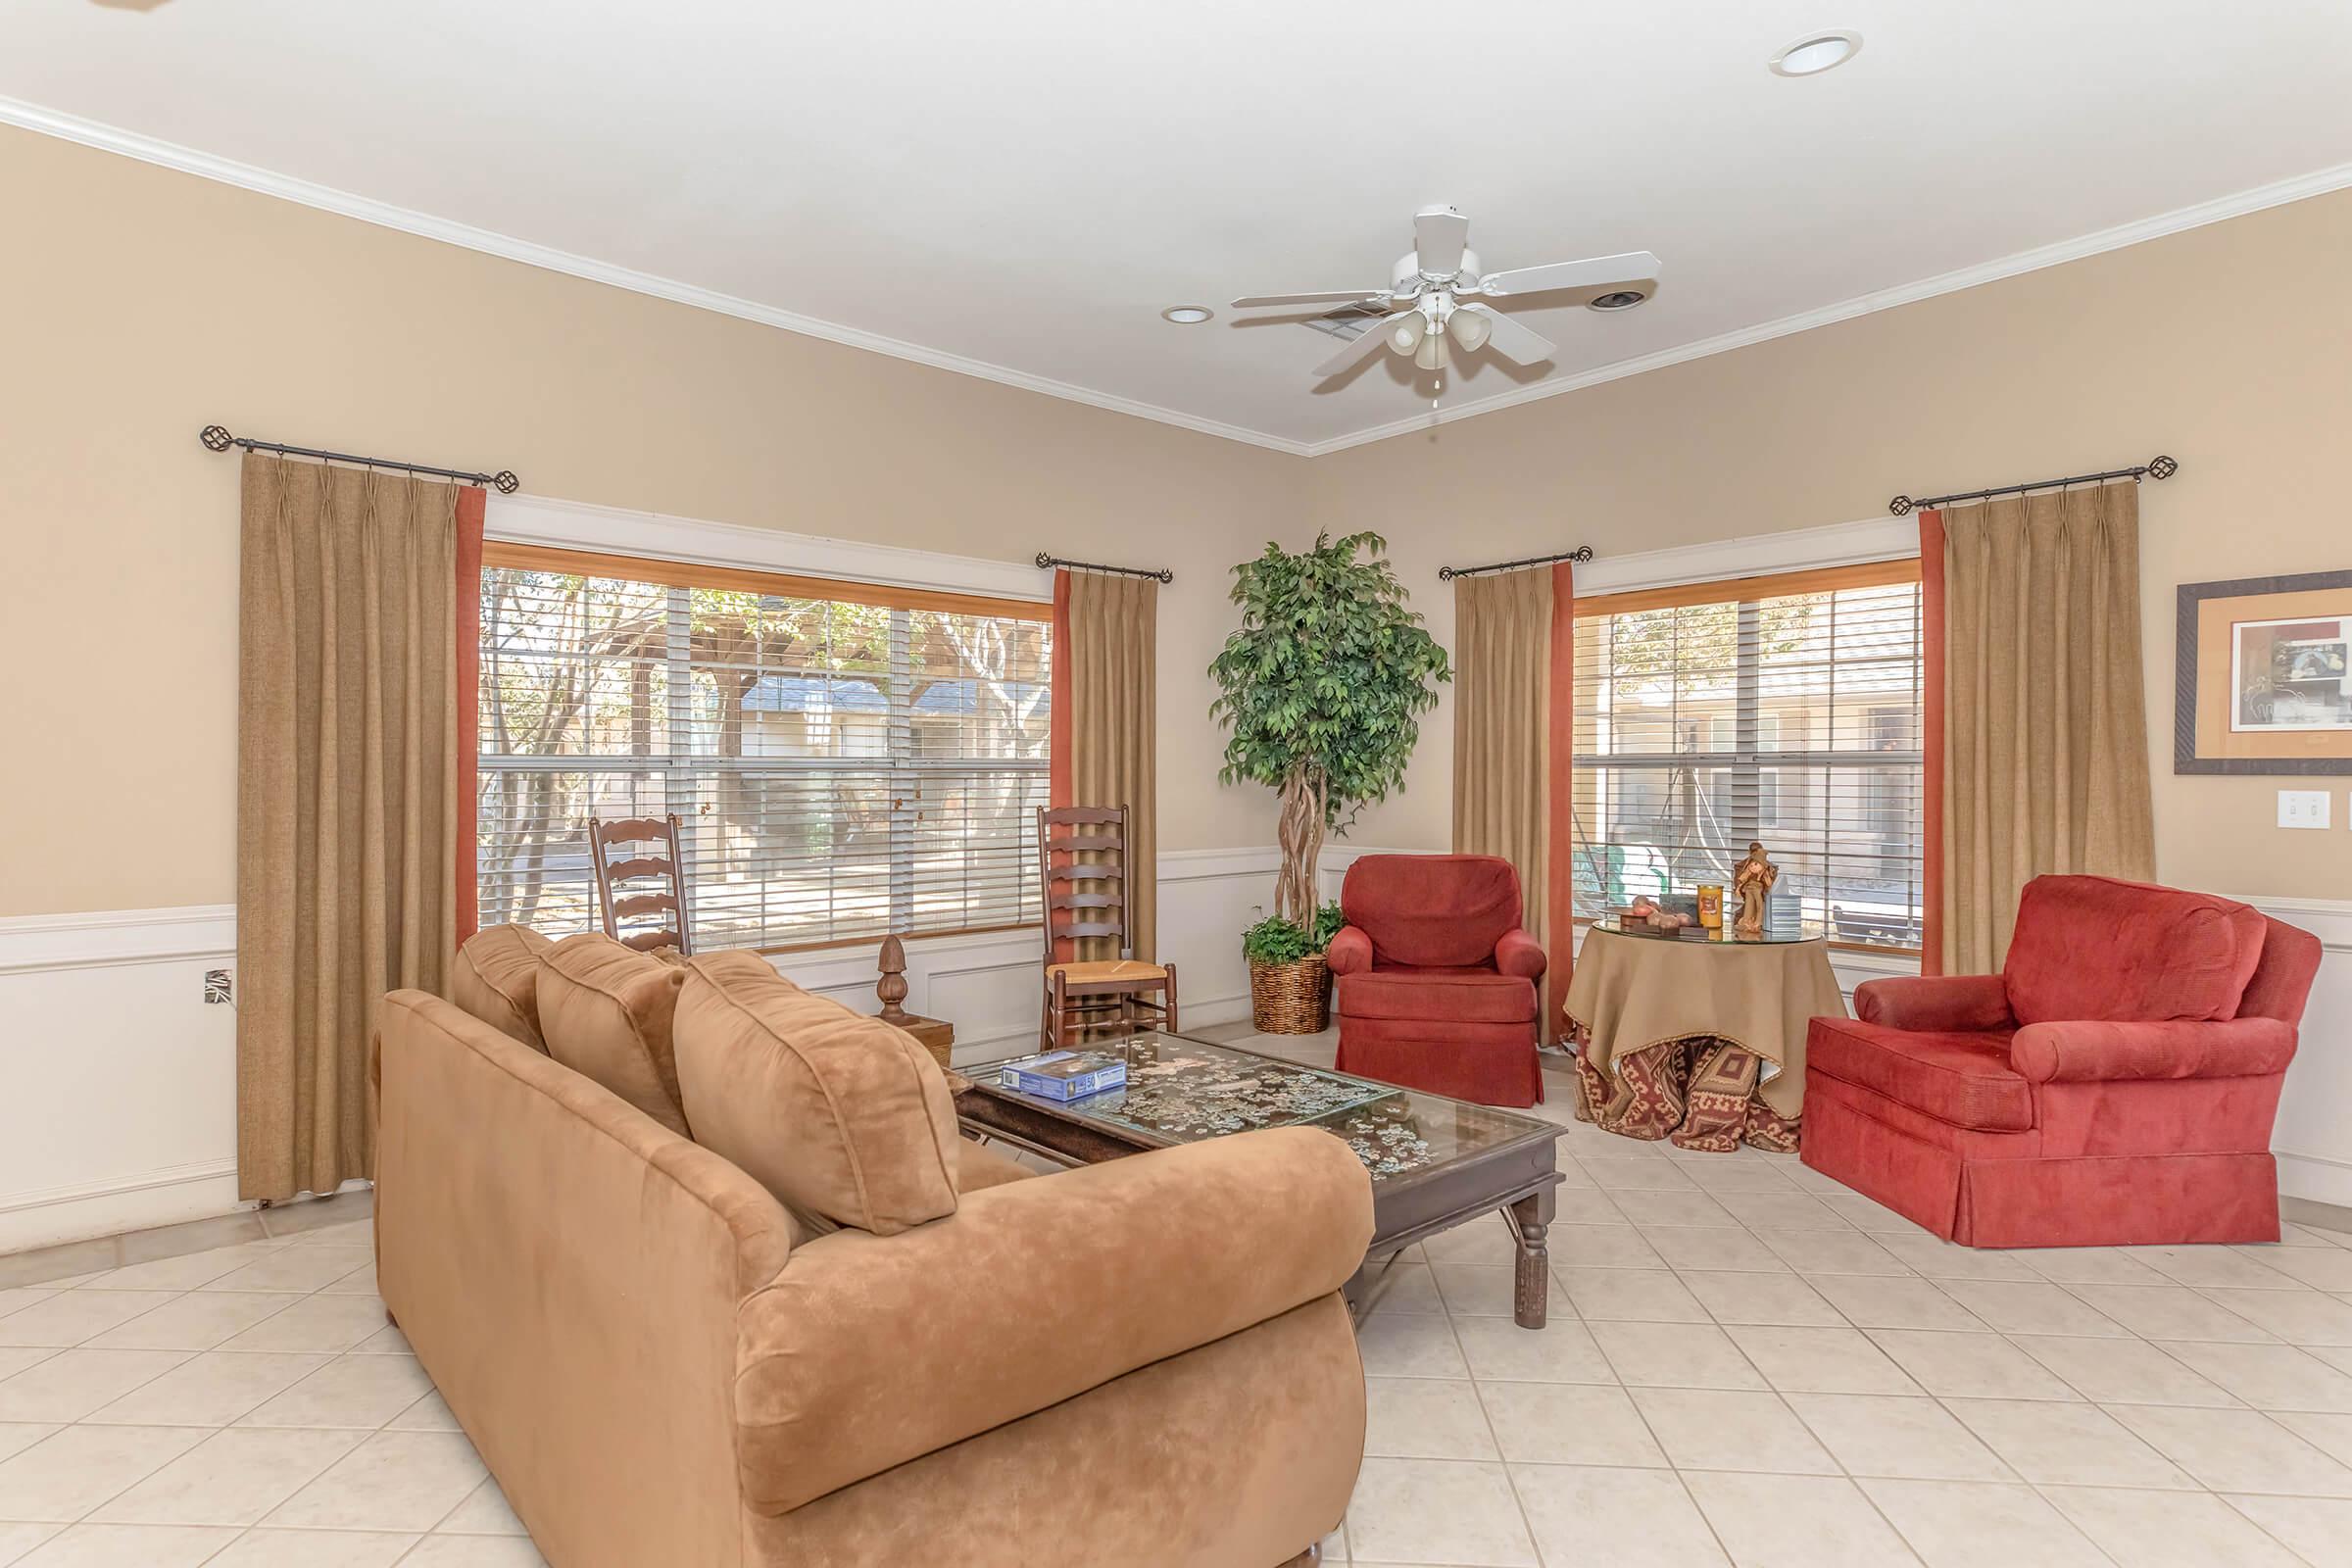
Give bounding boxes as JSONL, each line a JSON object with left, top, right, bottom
{"left": 1494, "top": 927, "right": 1546, "bottom": 981}
{"left": 731, "top": 1125, "right": 1373, "bottom": 1515}
{"left": 1855, "top": 973, "right": 2013, "bottom": 1032}
{"left": 2010, "top": 1015, "right": 2299, "bottom": 1085}
{"left": 1326, "top": 924, "right": 1373, "bottom": 976}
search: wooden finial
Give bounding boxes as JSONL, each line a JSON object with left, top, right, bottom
{"left": 876, "top": 933, "right": 914, "bottom": 1026}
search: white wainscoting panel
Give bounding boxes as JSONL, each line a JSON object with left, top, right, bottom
{"left": 12, "top": 883, "right": 2335, "bottom": 1253}
{"left": 2239, "top": 896, "right": 2352, "bottom": 1207}
{"left": 0, "top": 906, "right": 241, "bottom": 1254}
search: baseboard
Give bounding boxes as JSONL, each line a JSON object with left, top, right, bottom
{"left": 0, "top": 1160, "right": 244, "bottom": 1256}
{"left": 2278, "top": 1152, "right": 2352, "bottom": 1210}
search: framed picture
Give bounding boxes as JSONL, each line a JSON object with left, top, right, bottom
{"left": 2177, "top": 569, "right": 2352, "bottom": 774}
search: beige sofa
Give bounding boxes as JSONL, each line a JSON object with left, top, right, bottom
{"left": 372, "top": 936, "right": 1371, "bottom": 1568}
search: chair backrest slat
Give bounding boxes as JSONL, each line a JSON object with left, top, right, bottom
{"left": 1037, "top": 804, "right": 1129, "bottom": 961}
{"left": 589, "top": 811, "right": 693, "bottom": 957}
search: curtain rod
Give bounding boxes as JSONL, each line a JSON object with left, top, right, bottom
{"left": 1035, "top": 552, "right": 1173, "bottom": 584}
{"left": 1438, "top": 545, "right": 1594, "bottom": 581}
{"left": 201, "top": 425, "right": 520, "bottom": 494}
{"left": 1888, "top": 454, "right": 2176, "bottom": 516}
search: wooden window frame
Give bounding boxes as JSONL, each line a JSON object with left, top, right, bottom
{"left": 476, "top": 540, "right": 1052, "bottom": 954}
{"left": 1573, "top": 554, "right": 1928, "bottom": 956}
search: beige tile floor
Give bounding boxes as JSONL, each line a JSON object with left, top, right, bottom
{"left": 6, "top": 1034, "right": 2352, "bottom": 1566}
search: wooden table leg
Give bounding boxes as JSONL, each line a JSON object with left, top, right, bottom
{"left": 1507, "top": 1188, "right": 1556, "bottom": 1329}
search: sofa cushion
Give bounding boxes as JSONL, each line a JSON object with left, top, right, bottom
{"left": 1341, "top": 854, "right": 1524, "bottom": 968}
{"left": 535, "top": 933, "right": 691, "bottom": 1136}
{"left": 1806, "top": 1015, "right": 2034, "bottom": 1132}
{"left": 2003, "top": 875, "right": 2267, "bottom": 1026}
{"left": 956, "top": 1138, "right": 1035, "bottom": 1192}
{"left": 674, "top": 950, "right": 960, "bottom": 1236}
{"left": 1339, "top": 966, "right": 1535, "bottom": 1025}
{"left": 450, "top": 924, "right": 554, "bottom": 1049}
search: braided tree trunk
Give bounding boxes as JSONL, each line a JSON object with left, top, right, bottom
{"left": 1274, "top": 766, "right": 1327, "bottom": 926}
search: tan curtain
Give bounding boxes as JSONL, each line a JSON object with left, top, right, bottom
{"left": 1452, "top": 568, "right": 1555, "bottom": 1033}
{"left": 238, "top": 455, "right": 462, "bottom": 1201}
{"left": 1940, "top": 481, "right": 2156, "bottom": 972}
{"left": 1065, "top": 571, "right": 1157, "bottom": 961}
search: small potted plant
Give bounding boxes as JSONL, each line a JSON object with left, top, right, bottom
{"left": 1211, "top": 531, "right": 1449, "bottom": 1033}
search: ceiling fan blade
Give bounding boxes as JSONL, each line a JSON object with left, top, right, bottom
{"left": 1230, "top": 289, "right": 1390, "bottom": 309}
{"left": 1457, "top": 304, "right": 1556, "bottom": 366}
{"left": 1476, "top": 250, "right": 1662, "bottom": 299}
{"left": 1313, "top": 311, "right": 1414, "bottom": 379}
{"left": 1413, "top": 207, "right": 1471, "bottom": 278}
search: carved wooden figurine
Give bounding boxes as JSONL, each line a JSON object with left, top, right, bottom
{"left": 1730, "top": 841, "right": 1779, "bottom": 938}
{"left": 875, "top": 933, "right": 915, "bottom": 1027}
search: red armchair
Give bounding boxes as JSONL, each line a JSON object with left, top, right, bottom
{"left": 1802, "top": 875, "right": 2322, "bottom": 1249}
{"left": 1328, "top": 855, "right": 1546, "bottom": 1107}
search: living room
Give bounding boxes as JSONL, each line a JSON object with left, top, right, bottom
{"left": 3, "top": 2, "right": 2352, "bottom": 1564}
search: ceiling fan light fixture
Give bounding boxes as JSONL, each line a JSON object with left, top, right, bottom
{"left": 1588, "top": 290, "right": 1649, "bottom": 312}
{"left": 1414, "top": 331, "right": 1448, "bottom": 371}
{"left": 1770, "top": 30, "right": 1862, "bottom": 76}
{"left": 1447, "top": 309, "right": 1493, "bottom": 352}
{"left": 1159, "top": 305, "right": 1214, "bottom": 323}
{"left": 1388, "top": 314, "right": 1428, "bottom": 357}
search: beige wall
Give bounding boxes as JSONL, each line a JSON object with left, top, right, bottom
{"left": 0, "top": 127, "right": 1299, "bottom": 916}
{"left": 1306, "top": 188, "right": 2352, "bottom": 902}
{"left": 9, "top": 120, "right": 2348, "bottom": 917}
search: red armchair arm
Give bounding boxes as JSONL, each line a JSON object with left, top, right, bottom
{"left": 1854, "top": 973, "right": 2013, "bottom": 1032}
{"left": 2010, "top": 1016, "right": 2298, "bottom": 1085}
{"left": 1325, "top": 925, "right": 1373, "bottom": 976}
{"left": 1494, "top": 928, "right": 1546, "bottom": 981}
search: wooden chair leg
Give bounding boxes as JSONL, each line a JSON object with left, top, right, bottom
{"left": 1162, "top": 962, "right": 1180, "bottom": 1034}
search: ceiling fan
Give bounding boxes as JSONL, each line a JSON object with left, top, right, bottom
{"left": 1231, "top": 206, "right": 1661, "bottom": 380}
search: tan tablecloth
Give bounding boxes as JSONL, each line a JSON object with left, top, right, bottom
{"left": 1564, "top": 928, "right": 1849, "bottom": 1143}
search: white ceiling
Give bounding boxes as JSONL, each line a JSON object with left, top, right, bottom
{"left": 6, "top": 0, "right": 2351, "bottom": 454}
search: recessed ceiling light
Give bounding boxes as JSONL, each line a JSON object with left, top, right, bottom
{"left": 1588, "top": 290, "right": 1648, "bottom": 312}
{"left": 1770, "top": 30, "right": 1862, "bottom": 77}
{"left": 1161, "top": 305, "right": 1214, "bottom": 324}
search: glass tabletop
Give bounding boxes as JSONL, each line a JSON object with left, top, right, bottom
{"left": 970, "top": 1033, "right": 1561, "bottom": 1187}
{"left": 1590, "top": 917, "right": 1826, "bottom": 946}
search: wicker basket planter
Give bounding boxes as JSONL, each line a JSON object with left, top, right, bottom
{"left": 1249, "top": 954, "right": 1330, "bottom": 1034}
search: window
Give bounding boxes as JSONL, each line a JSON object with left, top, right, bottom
{"left": 1570, "top": 561, "right": 1925, "bottom": 950}
{"left": 476, "top": 544, "right": 1052, "bottom": 951}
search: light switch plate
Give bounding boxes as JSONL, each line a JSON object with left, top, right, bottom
{"left": 2278, "top": 789, "right": 2332, "bottom": 830}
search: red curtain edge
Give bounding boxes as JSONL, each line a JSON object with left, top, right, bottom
{"left": 1918, "top": 509, "right": 1946, "bottom": 977}
{"left": 1049, "top": 567, "right": 1073, "bottom": 810}
{"left": 454, "top": 488, "right": 485, "bottom": 950}
{"left": 1047, "top": 568, "right": 1073, "bottom": 964}
{"left": 1545, "top": 560, "right": 1576, "bottom": 1042}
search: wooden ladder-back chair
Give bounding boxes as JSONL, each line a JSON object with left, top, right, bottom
{"left": 1037, "top": 804, "right": 1176, "bottom": 1049}
{"left": 588, "top": 812, "right": 693, "bottom": 957}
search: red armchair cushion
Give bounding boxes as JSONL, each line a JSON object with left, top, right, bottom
{"left": 1493, "top": 929, "right": 1546, "bottom": 981}
{"left": 1855, "top": 973, "right": 2013, "bottom": 1033}
{"left": 1806, "top": 1015, "right": 2034, "bottom": 1131}
{"left": 2010, "top": 1016, "right": 2299, "bottom": 1084}
{"left": 1338, "top": 968, "right": 1535, "bottom": 1026}
{"left": 1340, "top": 855, "right": 1524, "bottom": 969}
{"left": 1325, "top": 925, "right": 1373, "bottom": 977}
{"left": 2001, "top": 875, "right": 2267, "bottom": 1026}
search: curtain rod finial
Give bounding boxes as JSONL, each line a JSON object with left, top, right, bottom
{"left": 492, "top": 470, "right": 520, "bottom": 494}
{"left": 200, "top": 424, "right": 233, "bottom": 453}
{"left": 1035, "top": 552, "right": 1054, "bottom": 569}
{"left": 1887, "top": 495, "right": 1915, "bottom": 516}
{"left": 2148, "top": 454, "right": 2178, "bottom": 480}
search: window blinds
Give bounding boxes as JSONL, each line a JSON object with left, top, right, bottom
{"left": 476, "top": 546, "right": 1051, "bottom": 952}
{"left": 1570, "top": 563, "right": 1926, "bottom": 951}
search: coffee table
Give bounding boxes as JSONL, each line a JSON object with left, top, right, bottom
{"left": 954, "top": 1033, "right": 1567, "bottom": 1328}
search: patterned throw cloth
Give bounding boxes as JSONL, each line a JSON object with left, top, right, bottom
{"left": 1562, "top": 927, "right": 1849, "bottom": 1153}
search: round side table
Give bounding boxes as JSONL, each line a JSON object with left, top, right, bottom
{"left": 1562, "top": 921, "right": 1849, "bottom": 1152}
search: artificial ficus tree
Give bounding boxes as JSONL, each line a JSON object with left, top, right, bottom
{"left": 1209, "top": 531, "right": 1451, "bottom": 928}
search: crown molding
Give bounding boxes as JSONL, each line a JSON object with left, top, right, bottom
{"left": 8, "top": 93, "right": 2349, "bottom": 461}
{"left": 0, "top": 95, "right": 1312, "bottom": 458}
{"left": 1300, "top": 159, "right": 2352, "bottom": 458}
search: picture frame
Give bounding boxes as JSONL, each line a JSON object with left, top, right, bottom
{"left": 2176, "top": 569, "right": 2352, "bottom": 775}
